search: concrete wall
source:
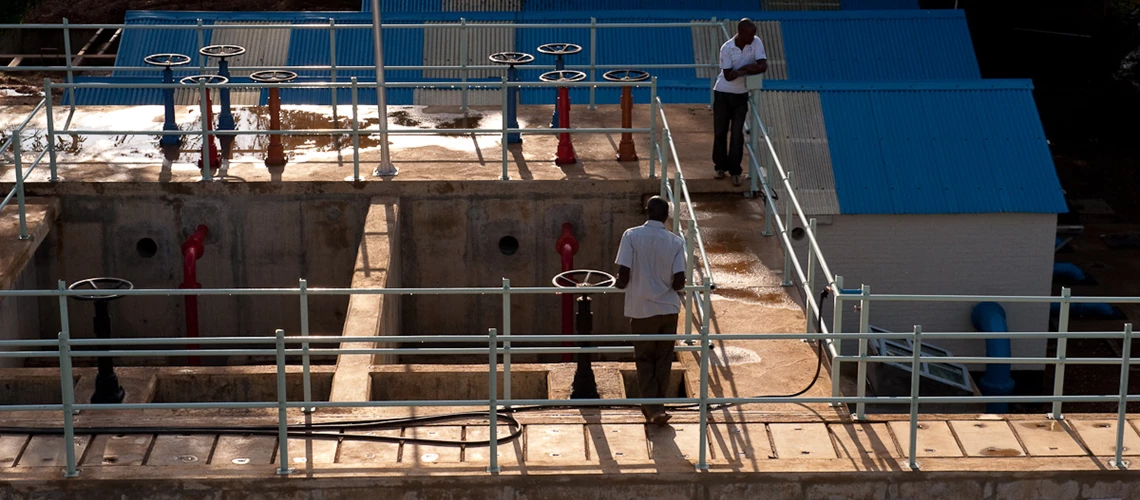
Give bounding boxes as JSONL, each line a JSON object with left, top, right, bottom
{"left": 400, "top": 192, "right": 645, "bottom": 353}
{"left": 792, "top": 213, "right": 1056, "bottom": 366}
{"left": 32, "top": 195, "right": 370, "bottom": 348}
{"left": 0, "top": 263, "right": 41, "bottom": 369}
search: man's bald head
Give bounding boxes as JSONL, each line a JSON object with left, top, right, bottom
{"left": 646, "top": 196, "right": 669, "bottom": 223}
{"left": 737, "top": 18, "right": 757, "bottom": 45}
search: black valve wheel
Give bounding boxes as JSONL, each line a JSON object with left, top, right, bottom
{"left": 603, "top": 69, "right": 651, "bottom": 82}
{"left": 144, "top": 53, "right": 192, "bottom": 67}
{"left": 68, "top": 277, "right": 135, "bottom": 302}
{"left": 179, "top": 74, "right": 229, "bottom": 85}
{"left": 539, "top": 70, "right": 587, "bottom": 83}
{"left": 199, "top": 44, "right": 247, "bottom": 59}
{"left": 249, "top": 70, "right": 299, "bottom": 83}
{"left": 552, "top": 269, "right": 617, "bottom": 289}
{"left": 537, "top": 43, "right": 583, "bottom": 56}
{"left": 488, "top": 51, "right": 535, "bottom": 66}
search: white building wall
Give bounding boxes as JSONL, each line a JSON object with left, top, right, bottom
{"left": 792, "top": 213, "right": 1057, "bottom": 369}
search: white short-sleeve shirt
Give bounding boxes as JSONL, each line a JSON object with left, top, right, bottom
{"left": 615, "top": 220, "right": 686, "bottom": 319}
{"left": 713, "top": 36, "right": 767, "bottom": 95}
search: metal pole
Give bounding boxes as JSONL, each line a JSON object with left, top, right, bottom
{"left": 44, "top": 78, "right": 59, "bottom": 182}
{"left": 748, "top": 92, "right": 760, "bottom": 195}
{"left": 831, "top": 275, "right": 845, "bottom": 399}
{"left": 198, "top": 79, "right": 212, "bottom": 181}
{"left": 502, "top": 278, "right": 511, "bottom": 405}
{"left": 907, "top": 325, "right": 922, "bottom": 471}
{"left": 329, "top": 19, "right": 338, "bottom": 115}
{"left": 58, "top": 280, "right": 78, "bottom": 477}
{"left": 696, "top": 281, "right": 712, "bottom": 470}
{"left": 588, "top": 17, "right": 596, "bottom": 109}
{"left": 1050, "top": 287, "right": 1071, "bottom": 420}
{"left": 781, "top": 171, "right": 794, "bottom": 286}
{"left": 500, "top": 77, "right": 509, "bottom": 180}
{"left": 13, "top": 135, "right": 29, "bottom": 240}
{"left": 708, "top": 17, "right": 717, "bottom": 109}
{"left": 63, "top": 19, "right": 76, "bottom": 118}
{"left": 806, "top": 218, "right": 817, "bottom": 333}
{"left": 855, "top": 284, "right": 871, "bottom": 420}
{"left": 684, "top": 224, "right": 695, "bottom": 341}
{"left": 349, "top": 77, "right": 362, "bottom": 182}
{"left": 196, "top": 19, "right": 204, "bottom": 72}
{"left": 648, "top": 77, "right": 657, "bottom": 178}
{"left": 371, "top": 0, "right": 396, "bottom": 176}
{"left": 660, "top": 129, "right": 670, "bottom": 197}
{"left": 275, "top": 328, "right": 294, "bottom": 475}
{"left": 488, "top": 327, "right": 500, "bottom": 473}
{"left": 1112, "top": 323, "right": 1133, "bottom": 470}
{"left": 460, "top": 18, "right": 468, "bottom": 115}
{"left": 672, "top": 173, "right": 682, "bottom": 235}
{"left": 300, "top": 279, "right": 313, "bottom": 414}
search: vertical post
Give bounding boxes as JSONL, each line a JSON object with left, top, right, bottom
{"left": 1050, "top": 287, "right": 1071, "bottom": 420}
{"left": 830, "top": 275, "right": 845, "bottom": 399}
{"left": 502, "top": 278, "right": 511, "bottom": 405}
{"left": 299, "top": 279, "right": 313, "bottom": 414}
{"left": 198, "top": 80, "right": 212, "bottom": 181}
{"left": 748, "top": 92, "right": 761, "bottom": 195}
{"left": 196, "top": 19, "right": 205, "bottom": 72}
{"left": 684, "top": 224, "right": 696, "bottom": 341}
{"left": 907, "top": 325, "right": 922, "bottom": 471}
{"left": 460, "top": 18, "right": 469, "bottom": 115}
{"left": 708, "top": 17, "right": 717, "bottom": 109}
{"left": 648, "top": 78, "right": 657, "bottom": 178}
{"left": 275, "top": 328, "right": 293, "bottom": 475}
{"left": 660, "top": 129, "right": 671, "bottom": 197}
{"left": 855, "top": 284, "right": 871, "bottom": 420}
{"left": 672, "top": 173, "right": 682, "bottom": 235}
{"left": 329, "top": 19, "right": 338, "bottom": 115}
{"left": 62, "top": 19, "right": 76, "bottom": 117}
{"left": 487, "top": 327, "right": 500, "bottom": 473}
{"left": 44, "top": 79, "right": 59, "bottom": 182}
{"left": 500, "top": 77, "right": 509, "bottom": 180}
{"left": 349, "top": 77, "right": 362, "bottom": 182}
{"left": 57, "top": 281, "right": 78, "bottom": 477}
{"left": 371, "top": 0, "right": 397, "bottom": 176}
{"left": 13, "top": 135, "right": 29, "bottom": 240}
{"left": 781, "top": 171, "right": 794, "bottom": 286}
{"left": 806, "top": 218, "right": 817, "bottom": 333}
{"left": 696, "top": 281, "right": 712, "bottom": 470}
{"left": 588, "top": 17, "right": 597, "bottom": 109}
{"left": 1112, "top": 323, "right": 1133, "bottom": 470}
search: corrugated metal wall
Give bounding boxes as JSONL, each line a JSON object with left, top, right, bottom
{"left": 423, "top": 21, "right": 513, "bottom": 79}
{"left": 762, "top": 0, "right": 839, "bottom": 10}
{"left": 363, "top": 0, "right": 918, "bottom": 11}
{"left": 754, "top": 90, "right": 840, "bottom": 215}
{"left": 196, "top": 21, "right": 292, "bottom": 105}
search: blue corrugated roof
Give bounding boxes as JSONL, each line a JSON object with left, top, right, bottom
{"left": 362, "top": 0, "right": 917, "bottom": 11}
{"left": 763, "top": 80, "right": 1067, "bottom": 215}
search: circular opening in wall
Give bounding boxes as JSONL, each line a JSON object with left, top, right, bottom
{"left": 136, "top": 238, "right": 158, "bottom": 258}
{"left": 790, "top": 227, "right": 806, "bottom": 241}
{"left": 498, "top": 236, "right": 519, "bottom": 256}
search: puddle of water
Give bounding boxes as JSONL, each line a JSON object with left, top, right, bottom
{"left": 715, "top": 288, "right": 789, "bottom": 305}
{"left": 978, "top": 447, "right": 1022, "bottom": 457}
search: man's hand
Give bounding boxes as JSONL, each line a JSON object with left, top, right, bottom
{"left": 615, "top": 266, "right": 631, "bottom": 289}
{"left": 723, "top": 69, "right": 739, "bottom": 82}
{"left": 737, "top": 60, "right": 768, "bottom": 76}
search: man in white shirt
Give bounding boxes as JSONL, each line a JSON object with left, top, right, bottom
{"left": 615, "top": 196, "right": 686, "bottom": 425}
{"left": 712, "top": 19, "right": 768, "bottom": 187}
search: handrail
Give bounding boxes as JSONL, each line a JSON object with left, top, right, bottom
{"left": 655, "top": 97, "right": 714, "bottom": 288}
{"left": 0, "top": 98, "right": 49, "bottom": 239}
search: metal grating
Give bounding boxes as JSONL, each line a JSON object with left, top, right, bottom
{"left": 692, "top": 19, "right": 787, "bottom": 81}
{"left": 755, "top": 90, "right": 840, "bottom": 215}
{"left": 423, "top": 21, "right": 514, "bottom": 79}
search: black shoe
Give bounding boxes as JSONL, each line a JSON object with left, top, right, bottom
{"left": 731, "top": 175, "right": 741, "bottom": 187}
{"left": 714, "top": 170, "right": 727, "bottom": 180}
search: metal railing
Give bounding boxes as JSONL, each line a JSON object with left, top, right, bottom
{"left": 0, "top": 98, "right": 49, "bottom": 240}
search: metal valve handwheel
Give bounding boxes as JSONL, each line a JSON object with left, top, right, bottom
{"left": 540, "top": 70, "right": 587, "bottom": 83}
{"left": 488, "top": 52, "right": 535, "bottom": 65}
{"left": 144, "top": 53, "right": 191, "bottom": 67}
{"left": 552, "top": 269, "right": 617, "bottom": 289}
{"left": 199, "top": 44, "right": 247, "bottom": 59}
{"left": 603, "top": 69, "right": 651, "bottom": 82}
{"left": 68, "top": 277, "right": 135, "bottom": 302}
{"left": 249, "top": 70, "right": 298, "bottom": 83}
{"left": 179, "top": 75, "right": 229, "bottom": 85}
{"left": 537, "top": 43, "right": 583, "bottom": 56}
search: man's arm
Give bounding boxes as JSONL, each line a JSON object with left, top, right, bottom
{"left": 737, "top": 59, "right": 768, "bottom": 76}
{"left": 672, "top": 272, "right": 685, "bottom": 291}
{"left": 616, "top": 266, "right": 631, "bottom": 289}
{"left": 615, "top": 231, "right": 632, "bottom": 289}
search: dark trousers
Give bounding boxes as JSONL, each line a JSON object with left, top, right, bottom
{"left": 631, "top": 313, "right": 679, "bottom": 418}
{"left": 712, "top": 90, "right": 749, "bottom": 176}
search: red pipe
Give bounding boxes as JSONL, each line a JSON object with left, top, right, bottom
{"left": 180, "top": 225, "right": 209, "bottom": 366}
{"left": 554, "top": 87, "right": 577, "bottom": 165}
{"left": 555, "top": 223, "right": 579, "bottom": 362}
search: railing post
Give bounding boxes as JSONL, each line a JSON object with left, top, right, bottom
{"left": 460, "top": 18, "right": 469, "bottom": 115}
{"left": 648, "top": 78, "right": 657, "bottom": 179}
{"left": 196, "top": 19, "right": 205, "bottom": 72}
{"left": 588, "top": 17, "right": 597, "bottom": 109}
{"left": 1049, "top": 287, "right": 1071, "bottom": 420}
{"left": 44, "top": 79, "right": 59, "bottom": 182}
{"left": 299, "top": 279, "right": 313, "bottom": 414}
{"left": 62, "top": 19, "right": 76, "bottom": 118}
{"left": 708, "top": 17, "right": 717, "bottom": 108}
{"left": 57, "top": 280, "right": 78, "bottom": 478}
{"left": 748, "top": 92, "right": 760, "bottom": 195}
{"left": 830, "top": 275, "right": 845, "bottom": 400}
{"left": 13, "top": 135, "right": 29, "bottom": 240}
{"left": 672, "top": 172, "right": 682, "bottom": 235}
{"left": 198, "top": 79, "right": 212, "bottom": 181}
{"left": 329, "top": 19, "right": 338, "bottom": 117}
{"left": 855, "top": 284, "right": 871, "bottom": 420}
{"left": 275, "top": 328, "right": 294, "bottom": 475}
{"left": 348, "top": 77, "right": 362, "bottom": 182}
{"left": 806, "top": 218, "right": 818, "bottom": 333}
{"left": 907, "top": 325, "right": 922, "bottom": 471}
{"left": 502, "top": 278, "right": 511, "bottom": 405}
{"left": 1112, "top": 323, "right": 1133, "bottom": 470}
{"left": 684, "top": 224, "right": 696, "bottom": 341}
{"left": 696, "top": 281, "right": 712, "bottom": 471}
{"left": 488, "top": 327, "right": 500, "bottom": 473}
{"left": 500, "top": 77, "right": 509, "bottom": 181}
{"left": 781, "top": 171, "right": 794, "bottom": 286}
{"left": 660, "top": 128, "right": 671, "bottom": 197}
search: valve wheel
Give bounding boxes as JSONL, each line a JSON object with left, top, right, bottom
{"left": 539, "top": 70, "right": 587, "bottom": 83}
{"left": 249, "top": 70, "right": 299, "bottom": 83}
{"left": 603, "top": 69, "right": 651, "bottom": 82}
{"left": 144, "top": 53, "right": 192, "bottom": 67}
{"left": 552, "top": 269, "right": 617, "bottom": 289}
{"left": 179, "top": 75, "right": 229, "bottom": 85}
{"left": 199, "top": 44, "right": 247, "bottom": 58}
{"left": 68, "top": 277, "right": 135, "bottom": 302}
{"left": 536, "top": 43, "right": 583, "bottom": 56}
{"left": 488, "top": 52, "right": 535, "bottom": 65}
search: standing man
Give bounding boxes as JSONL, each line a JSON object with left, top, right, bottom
{"left": 615, "top": 196, "right": 686, "bottom": 425}
{"left": 713, "top": 18, "right": 768, "bottom": 187}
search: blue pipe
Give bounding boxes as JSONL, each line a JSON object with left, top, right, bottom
{"left": 1052, "top": 262, "right": 1086, "bottom": 283}
{"left": 506, "top": 65, "right": 521, "bottom": 144}
{"left": 159, "top": 67, "right": 180, "bottom": 146}
{"left": 216, "top": 58, "right": 235, "bottom": 132}
{"left": 971, "top": 302, "right": 1014, "bottom": 413}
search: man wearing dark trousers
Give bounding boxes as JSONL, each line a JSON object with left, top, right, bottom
{"left": 615, "top": 196, "right": 686, "bottom": 425}
{"left": 713, "top": 18, "right": 768, "bottom": 187}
